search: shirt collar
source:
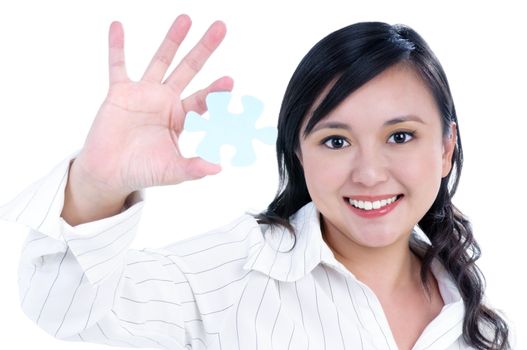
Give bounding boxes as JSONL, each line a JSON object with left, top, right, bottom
{"left": 242, "top": 201, "right": 463, "bottom": 304}
{"left": 243, "top": 202, "right": 465, "bottom": 345}
{"left": 243, "top": 201, "right": 353, "bottom": 282}
{"left": 243, "top": 201, "right": 327, "bottom": 282}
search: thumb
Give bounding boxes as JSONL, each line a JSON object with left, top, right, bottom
{"left": 178, "top": 157, "right": 222, "bottom": 182}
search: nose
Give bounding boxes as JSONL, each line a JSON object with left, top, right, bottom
{"left": 350, "top": 146, "right": 389, "bottom": 187}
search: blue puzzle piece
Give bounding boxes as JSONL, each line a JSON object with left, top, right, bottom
{"left": 183, "top": 92, "right": 277, "bottom": 166}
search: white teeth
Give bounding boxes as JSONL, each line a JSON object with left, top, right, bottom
{"left": 349, "top": 195, "right": 399, "bottom": 210}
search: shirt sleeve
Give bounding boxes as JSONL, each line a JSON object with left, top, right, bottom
{"left": 0, "top": 151, "right": 195, "bottom": 349}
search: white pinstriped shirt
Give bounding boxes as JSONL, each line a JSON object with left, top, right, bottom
{"left": 0, "top": 152, "right": 472, "bottom": 349}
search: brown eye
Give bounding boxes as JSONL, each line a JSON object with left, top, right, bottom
{"left": 323, "top": 136, "right": 350, "bottom": 149}
{"left": 388, "top": 131, "right": 415, "bottom": 144}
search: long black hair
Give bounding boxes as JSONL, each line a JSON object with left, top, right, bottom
{"left": 254, "top": 22, "right": 510, "bottom": 349}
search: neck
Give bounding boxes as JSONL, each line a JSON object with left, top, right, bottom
{"left": 322, "top": 221, "right": 422, "bottom": 296}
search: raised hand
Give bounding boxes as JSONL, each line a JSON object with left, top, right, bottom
{"left": 72, "top": 15, "right": 232, "bottom": 200}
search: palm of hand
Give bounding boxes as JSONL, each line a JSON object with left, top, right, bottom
{"left": 74, "top": 15, "right": 232, "bottom": 196}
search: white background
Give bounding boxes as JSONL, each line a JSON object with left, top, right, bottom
{"left": 0, "top": 0, "right": 525, "bottom": 348}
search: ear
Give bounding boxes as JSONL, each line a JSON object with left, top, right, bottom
{"left": 441, "top": 122, "right": 457, "bottom": 177}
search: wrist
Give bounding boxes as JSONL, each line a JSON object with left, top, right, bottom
{"left": 61, "top": 159, "right": 131, "bottom": 226}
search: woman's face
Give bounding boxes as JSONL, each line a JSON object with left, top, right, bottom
{"left": 297, "top": 63, "right": 457, "bottom": 249}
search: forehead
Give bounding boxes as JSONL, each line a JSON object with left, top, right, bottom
{"left": 304, "top": 63, "right": 441, "bottom": 132}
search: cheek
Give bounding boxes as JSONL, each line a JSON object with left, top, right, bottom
{"left": 394, "top": 145, "right": 444, "bottom": 194}
{"left": 302, "top": 153, "right": 350, "bottom": 196}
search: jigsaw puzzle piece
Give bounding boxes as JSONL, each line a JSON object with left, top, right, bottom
{"left": 239, "top": 95, "right": 264, "bottom": 121}
{"left": 254, "top": 127, "right": 278, "bottom": 145}
{"left": 183, "top": 92, "right": 277, "bottom": 166}
{"left": 184, "top": 111, "right": 210, "bottom": 132}
{"left": 196, "top": 136, "right": 223, "bottom": 164}
{"left": 231, "top": 141, "right": 256, "bottom": 166}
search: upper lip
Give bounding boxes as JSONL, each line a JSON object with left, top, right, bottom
{"left": 347, "top": 194, "right": 402, "bottom": 201}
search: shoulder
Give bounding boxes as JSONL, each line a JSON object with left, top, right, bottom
{"left": 151, "top": 213, "right": 265, "bottom": 273}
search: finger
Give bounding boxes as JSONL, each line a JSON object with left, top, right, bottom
{"left": 108, "top": 21, "right": 128, "bottom": 84}
{"left": 165, "top": 20, "right": 227, "bottom": 92}
{"left": 141, "top": 15, "right": 191, "bottom": 83}
{"left": 179, "top": 157, "right": 222, "bottom": 182}
{"left": 182, "top": 76, "right": 234, "bottom": 114}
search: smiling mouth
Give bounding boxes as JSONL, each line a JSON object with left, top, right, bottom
{"left": 346, "top": 194, "right": 404, "bottom": 211}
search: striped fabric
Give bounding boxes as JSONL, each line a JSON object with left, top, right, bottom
{"left": 0, "top": 152, "right": 471, "bottom": 349}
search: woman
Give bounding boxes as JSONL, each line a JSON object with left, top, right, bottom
{"left": 0, "top": 14, "right": 510, "bottom": 349}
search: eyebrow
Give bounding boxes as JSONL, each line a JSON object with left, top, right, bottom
{"left": 311, "top": 115, "right": 426, "bottom": 133}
